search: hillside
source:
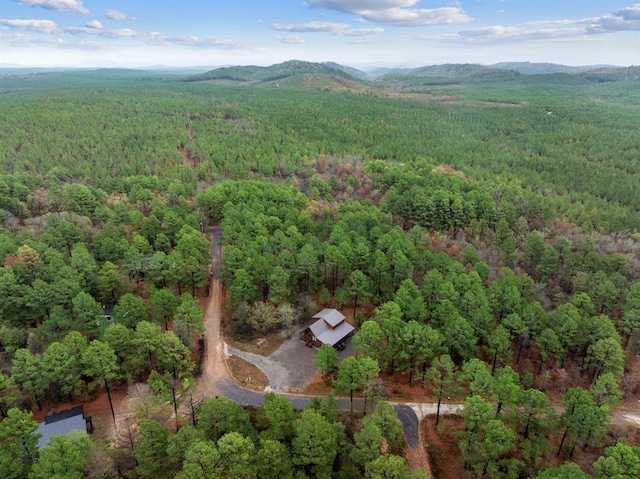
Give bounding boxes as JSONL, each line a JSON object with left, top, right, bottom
{"left": 580, "top": 65, "right": 640, "bottom": 82}
{"left": 375, "top": 63, "right": 520, "bottom": 88}
{"left": 183, "top": 60, "right": 640, "bottom": 98}
{"left": 183, "top": 59, "right": 363, "bottom": 84}
{"left": 490, "top": 62, "right": 613, "bottom": 75}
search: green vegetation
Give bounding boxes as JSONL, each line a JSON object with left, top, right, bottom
{"left": 1, "top": 63, "right": 639, "bottom": 478}
{"left": 184, "top": 59, "right": 360, "bottom": 84}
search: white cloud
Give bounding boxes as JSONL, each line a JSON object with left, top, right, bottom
{"left": 308, "top": 0, "right": 417, "bottom": 12}
{"left": 0, "top": 30, "right": 63, "bottom": 45}
{"left": 99, "top": 28, "right": 136, "bottom": 39}
{"left": 339, "top": 27, "right": 384, "bottom": 36}
{"left": 0, "top": 18, "right": 58, "bottom": 33}
{"left": 64, "top": 25, "right": 94, "bottom": 34}
{"left": 308, "top": 0, "right": 471, "bottom": 26}
{"left": 454, "top": 25, "right": 584, "bottom": 43}
{"left": 586, "top": 3, "right": 640, "bottom": 33}
{"left": 142, "top": 31, "right": 195, "bottom": 44}
{"left": 137, "top": 31, "right": 246, "bottom": 49}
{"left": 275, "top": 35, "right": 305, "bottom": 44}
{"left": 69, "top": 39, "right": 107, "bottom": 49}
{"left": 526, "top": 19, "right": 577, "bottom": 27}
{"left": 85, "top": 20, "right": 102, "bottom": 29}
{"left": 16, "top": 0, "right": 89, "bottom": 15}
{"left": 270, "top": 21, "right": 350, "bottom": 33}
{"left": 269, "top": 21, "right": 383, "bottom": 37}
{"left": 62, "top": 22, "right": 247, "bottom": 49}
{"left": 105, "top": 9, "right": 135, "bottom": 21}
{"left": 357, "top": 7, "right": 472, "bottom": 26}
{"left": 617, "top": 3, "right": 640, "bottom": 20}
{"left": 526, "top": 4, "right": 640, "bottom": 32}
{"left": 437, "top": 3, "right": 640, "bottom": 45}
{"left": 198, "top": 38, "right": 246, "bottom": 48}
{"left": 66, "top": 25, "right": 135, "bottom": 38}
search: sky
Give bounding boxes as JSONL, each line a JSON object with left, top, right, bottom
{"left": 0, "top": 0, "right": 638, "bottom": 68}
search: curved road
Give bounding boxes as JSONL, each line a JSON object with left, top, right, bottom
{"left": 200, "top": 228, "right": 308, "bottom": 406}
{"left": 395, "top": 405, "right": 420, "bottom": 448}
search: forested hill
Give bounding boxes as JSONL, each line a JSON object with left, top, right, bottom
{"left": 183, "top": 59, "right": 361, "bottom": 84}
{"left": 190, "top": 61, "right": 523, "bottom": 85}
{"left": 376, "top": 63, "right": 521, "bottom": 83}
{"left": 373, "top": 63, "right": 640, "bottom": 89}
{"left": 489, "top": 62, "right": 613, "bottom": 75}
{"left": 579, "top": 65, "right": 640, "bottom": 82}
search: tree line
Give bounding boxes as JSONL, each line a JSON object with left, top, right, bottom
{"left": 1, "top": 72, "right": 639, "bottom": 230}
{"left": 2, "top": 393, "right": 423, "bottom": 479}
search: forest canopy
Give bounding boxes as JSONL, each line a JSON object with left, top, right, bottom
{"left": 1, "top": 65, "right": 639, "bottom": 479}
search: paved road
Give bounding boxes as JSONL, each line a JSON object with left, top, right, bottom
{"left": 395, "top": 405, "right": 420, "bottom": 447}
{"left": 215, "top": 375, "right": 412, "bottom": 437}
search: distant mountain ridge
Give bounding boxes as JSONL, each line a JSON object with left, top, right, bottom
{"left": 2, "top": 61, "right": 635, "bottom": 90}
{"left": 489, "top": 62, "right": 616, "bottom": 75}
{"left": 183, "top": 60, "right": 361, "bottom": 83}
{"left": 579, "top": 65, "right": 640, "bottom": 82}
{"left": 376, "top": 63, "right": 520, "bottom": 82}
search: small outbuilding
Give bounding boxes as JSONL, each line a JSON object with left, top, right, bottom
{"left": 36, "top": 406, "right": 93, "bottom": 449}
{"left": 300, "top": 309, "right": 355, "bottom": 350}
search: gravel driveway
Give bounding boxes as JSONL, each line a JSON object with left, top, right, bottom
{"left": 226, "top": 329, "right": 354, "bottom": 392}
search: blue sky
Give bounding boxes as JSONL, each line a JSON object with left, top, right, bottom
{"left": 1, "top": 0, "right": 638, "bottom": 68}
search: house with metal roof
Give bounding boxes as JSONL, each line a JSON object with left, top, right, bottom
{"left": 300, "top": 309, "right": 355, "bottom": 350}
{"left": 36, "top": 406, "right": 92, "bottom": 449}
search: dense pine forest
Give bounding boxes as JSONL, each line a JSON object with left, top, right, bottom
{"left": 1, "top": 62, "right": 640, "bottom": 479}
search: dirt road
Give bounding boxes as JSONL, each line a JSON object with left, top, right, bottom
{"left": 199, "top": 227, "right": 244, "bottom": 399}
{"left": 199, "top": 276, "right": 226, "bottom": 397}
{"left": 198, "top": 228, "right": 270, "bottom": 406}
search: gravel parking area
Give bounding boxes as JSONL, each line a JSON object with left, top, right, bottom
{"left": 227, "top": 328, "right": 354, "bottom": 392}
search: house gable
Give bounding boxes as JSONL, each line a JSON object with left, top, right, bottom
{"left": 304, "top": 309, "right": 354, "bottom": 348}
{"left": 312, "top": 308, "right": 345, "bottom": 328}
